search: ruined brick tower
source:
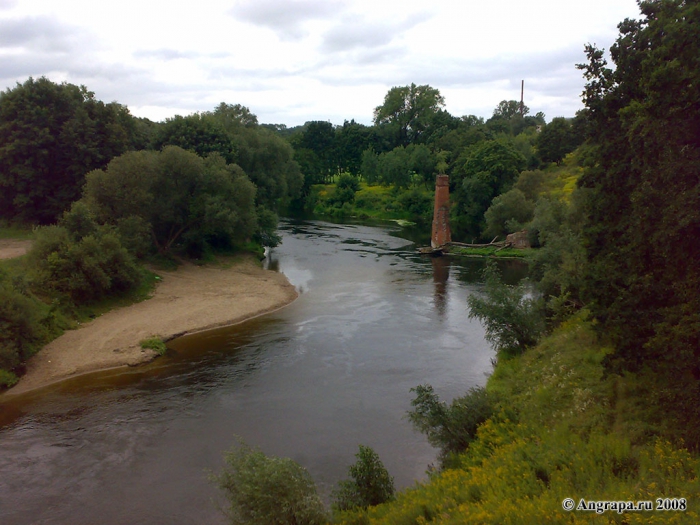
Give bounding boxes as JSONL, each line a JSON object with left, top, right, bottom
{"left": 431, "top": 174, "right": 451, "bottom": 249}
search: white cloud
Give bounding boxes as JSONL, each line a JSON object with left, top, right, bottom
{"left": 230, "top": 0, "right": 346, "bottom": 40}
{"left": 0, "top": 0, "right": 642, "bottom": 125}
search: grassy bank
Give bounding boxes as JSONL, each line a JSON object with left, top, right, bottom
{"left": 448, "top": 246, "right": 534, "bottom": 259}
{"left": 0, "top": 223, "right": 34, "bottom": 240}
{"left": 336, "top": 313, "right": 700, "bottom": 524}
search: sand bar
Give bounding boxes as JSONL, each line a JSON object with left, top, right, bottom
{"left": 4, "top": 256, "right": 297, "bottom": 396}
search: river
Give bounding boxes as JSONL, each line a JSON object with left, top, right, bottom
{"left": 0, "top": 219, "right": 527, "bottom": 525}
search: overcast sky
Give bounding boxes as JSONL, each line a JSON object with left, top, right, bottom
{"left": 0, "top": 0, "right": 641, "bottom": 126}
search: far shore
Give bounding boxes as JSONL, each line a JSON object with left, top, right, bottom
{"left": 3, "top": 256, "right": 298, "bottom": 397}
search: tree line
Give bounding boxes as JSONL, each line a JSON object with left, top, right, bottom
{"left": 283, "top": 83, "right": 584, "bottom": 238}
{"left": 213, "top": 2, "right": 700, "bottom": 522}
{"left": 0, "top": 80, "right": 302, "bottom": 386}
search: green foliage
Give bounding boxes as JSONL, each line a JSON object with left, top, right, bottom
{"left": 467, "top": 263, "right": 544, "bottom": 356}
{"left": 212, "top": 439, "right": 328, "bottom": 525}
{"left": 408, "top": 385, "right": 495, "bottom": 468}
{"left": 576, "top": 0, "right": 700, "bottom": 437}
{"left": 312, "top": 182, "right": 433, "bottom": 222}
{"left": 526, "top": 196, "right": 587, "bottom": 322}
{"left": 337, "top": 173, "right": 361, "bottom": 193}
{"left": 451, "top": 140, "right": 526, "bottom": 241}
{"left": 406, "top": 143, "right": 436, "bottom": 186}
{"left": 333, "top": 445, "right": 395, "bottom": 512}
{"left": 396, "top": 190, "right": 432, "bottom": 222}
{"left": 378, "top": 147, "right": 412, "bottom": 189}
{"left": 0, "top": 76, "right": 141, "bottom": 224}
{"left": 154, "top": 104, "right": 302, "bottom": 214}
{"left": 0, "top": 223, "right": 34, "bottom": 240}
{"left": 513, "top": 169, "right": 548, "bottom": 201}
{"left": 290, "top": 120, "right": 336, "bottom": 185}
{"left": 483, "top": 188, "right": 535, "bottom": 240}
{"left": 361, "top": 148, "right": 380, "bottom": 184}
{"left": 140, "top": 336, "right": 167, "bottom": 356}
{"left": 536, "top": 117, "right": 579, "bottom": 165}
{"left": 336, "top": 120, "right": 375, "bottom": 175}
{"left": 0, "top": 271, "right": 53, "bottom": 372}
{"left": 373, "top": 83, "right": 445, "bottom": 147}
{"left": 492, "top": 100, "right": 529, "bottom": 120}
{"left": 330, "top": 173, "right": 361, "bottom": 206}
{"left": 0, "top": 369, "right": 19, "bottom": 388}
{"left": 83, "top": 147, "right": 258, "bottom": 255}
{"left": 152, "top": 113, "right": 237, "bottom": 164}
{"left": 336, "top": 316, "right": 700, "bottom": 525}
{"left": 449, "top": 246, "right": 531, "bottom": 258}
{"left": 228, "top": 124, "right": 303, "bottom": 209}
{"left": 32, "top": 202, "right": 141, "bottom": 302}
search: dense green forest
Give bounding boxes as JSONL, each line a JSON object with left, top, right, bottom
{"left": 1, "top": 0, "right": 699, "bottom": 522}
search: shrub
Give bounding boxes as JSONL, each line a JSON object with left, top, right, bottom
{"left": 0, "top": 272, "right": 52, "bottom": 372}
{"left": 212, "top": 439, "right": 327, "bottom": 525}
{"left": 0, "top": 369, "right": 18, "bottom": 388}
{"left": 408, "top": 385, "right": 495, "bottom": 467}
{"left": 332, "top": 445, "right": 395, "bottom": 512}
{"left": 31, "top": 227, "right": 141, "bottom": 303}
{"left": 29, "top": 203, "right": 142, "bottom": 304}
{"left": 397, "top": 189, "right": 432, "bottom": 221}
{"left": 467, "top": 262, "right": 544, "bottom": 357}
{"left": 483, "top": 188, "right": 535, "bottom": 240}
{"left": 336, "top": 173, "right": 361, "bottom": 193}
{"left": 330, "top": 185, "right": 357, "bottom": 206}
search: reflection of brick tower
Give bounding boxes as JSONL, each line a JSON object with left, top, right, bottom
{"left": 431, "top": 174, "right": 451, "bottom": 249}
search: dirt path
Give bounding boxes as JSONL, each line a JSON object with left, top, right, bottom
{"left": 4, "top": 257, "right": 297, "bottom": 396}
{"left": 0, "top": 239, "right": 32, "bottom": 260}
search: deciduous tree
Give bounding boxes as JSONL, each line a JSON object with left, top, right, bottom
{"left": 373, "top": 83, "right": 445, "bottom": 147}
{"left": 83, "top": 147, "right": 258, "bottom": 255}
{"left": 0, "top": 77, "right": 140, "bottom": 223}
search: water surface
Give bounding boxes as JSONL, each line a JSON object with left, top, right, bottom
{"left": 0, "top": 220, "right": 526, "bottom": 524}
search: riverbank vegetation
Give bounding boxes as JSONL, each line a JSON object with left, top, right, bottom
{"left": 332, "top": 1, "right": 700, "bottom": 522}
{"left": 0, "top": 85, "right": 301, "bottom": 387}
{"left": 207, "top": 1, "right": 700, "bottom": 523}
{"left": 1, "top": 0, "right": 698, "bottom": 521}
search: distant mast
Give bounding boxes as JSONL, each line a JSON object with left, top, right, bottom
{"left": 520, "top": 80, "right": 525, "bottom": 117}
{"left": 431, "top": 174, "right": 451, "bottom": 249}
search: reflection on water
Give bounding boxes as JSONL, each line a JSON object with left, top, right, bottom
{"left": 431, "top": 255, "right": 451, "bottom": 319}
{"left": 0, "top": 219, "right": 527, "bottom": 525}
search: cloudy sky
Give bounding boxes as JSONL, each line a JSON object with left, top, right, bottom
{"left": 0, "top": 0, "right": 641, "bottom": 126}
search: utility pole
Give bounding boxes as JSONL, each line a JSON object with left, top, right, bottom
{"left": 520, "top": 80, "right": 525, "bottom": 117}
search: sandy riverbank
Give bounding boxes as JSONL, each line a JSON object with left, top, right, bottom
{"left": 0, "top": 239, "right": 32, "bottom": 260}
{"left": 4, "top": 256, "right": 298, "bottom": 396}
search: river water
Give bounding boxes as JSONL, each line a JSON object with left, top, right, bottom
{"left": 0, "top": 219, "right": 526, "bottom": 525}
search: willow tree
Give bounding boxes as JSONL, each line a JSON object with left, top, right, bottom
{"left": 83, "top": 146, "right": 258, "bottom": 256}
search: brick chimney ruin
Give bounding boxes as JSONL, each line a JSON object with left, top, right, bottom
{"left": 431, "top": 174, "right": 451, "bottom": 249}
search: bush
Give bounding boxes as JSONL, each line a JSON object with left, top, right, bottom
{"left": 212, "top": 439, "right": 328, "bottom": 525}
{"left": 0, "top": 369, "right": 18, "bottom": 388}
{"left": 332, "top": 445, "right": 395, "bottom": 512}
{"left": 408, "top": 385, "right": 495, "bottom": 467}
{"left": 483, "top": 188, "right": 535, "bottom": 240}
{"left": 0, "top": 276, "right": 48, "bottom": 372}
{"left": 30, "top": 226, "right": 141, "bottom": 304}
{"left": 397, "top": 189, "right": 432, "bottom": 221}
{"left": 336, "top": 173, "right": 361, "bottom": 193}
{"left": 467, "top": 262, "right": 544, "bottom": 357}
